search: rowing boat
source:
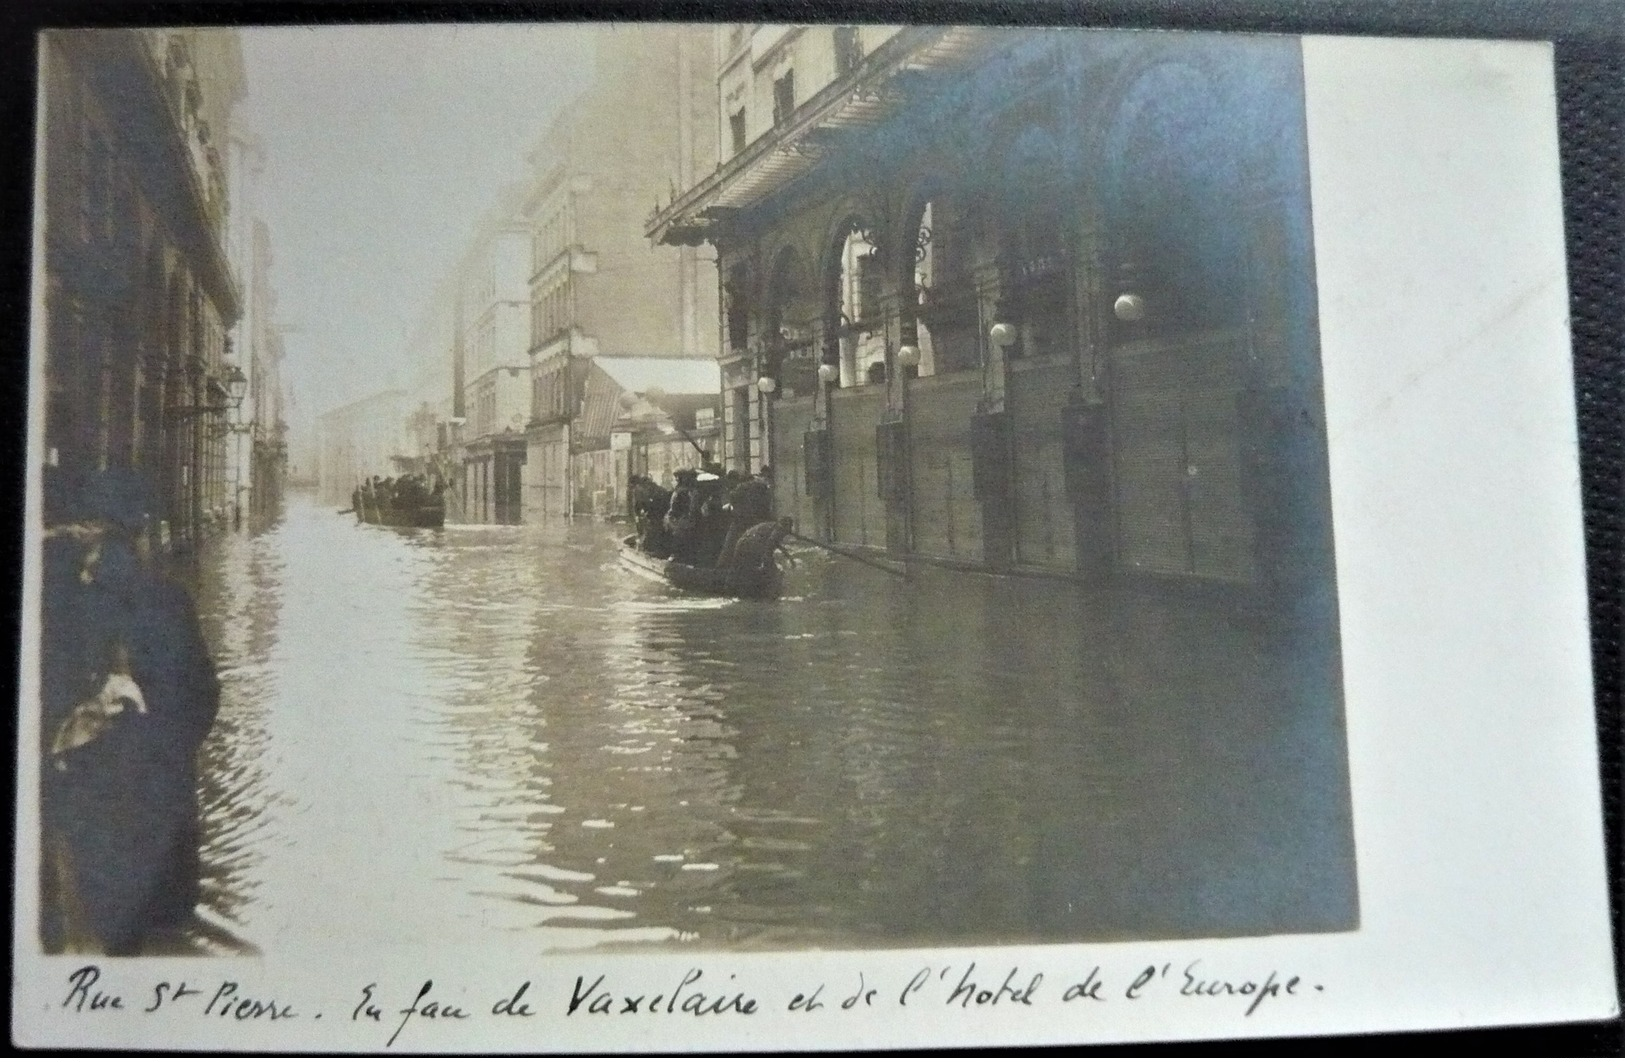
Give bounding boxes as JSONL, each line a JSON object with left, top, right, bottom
{"left": 356, "top": 501, "right": 445, "bottom": 529}
{"left": 618, "top": 535, "right": 783, "bottom": 601}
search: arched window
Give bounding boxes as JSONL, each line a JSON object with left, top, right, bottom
{"left": 1001, "top": 125, "right": 1073, "bottom": 360}
{"left": 765, "top": 247, "right": 814, "bottom": 396}
{"left": 908, "top": 193, "right": 981, "bottom": 375}
{"left": 827, "top": 220, "right": 885, "bottom": 387}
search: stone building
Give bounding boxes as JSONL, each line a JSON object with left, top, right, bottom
{"left": 522, "top": 24, "right": 720, "bottom": 524}
{"left": 456, "top": 187, "right": 534, "bottom": 525}
{"left": 38, "top": 29, "right": 246, "bottom": 554}
{"left": 587, "top": 356, "right": 722, "bottom": 517}
{"left": 650, "top": 26, "right": 1335, "bottom": 597}
{"left": 234, "top": 217, "right": 289, "bottom": 531}
{"left": 314, "top": 389, "right": 411, "bottom": 509}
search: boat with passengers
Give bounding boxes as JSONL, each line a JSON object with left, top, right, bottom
{"left": 351, "top": 474, "right": 445, "bottom": 530}
{"left": 618, "top": 468, "right": 789, "bottom": 600}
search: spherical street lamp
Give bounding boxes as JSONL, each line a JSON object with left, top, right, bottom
{"left": 896, "top": 344, "right": 921, "bottom": 369}
{"left": 988, "top": 322, "right": 1018, "bottom": 348}
{"left": 817, "top": 363, "right": 840, "bottom": 384}
{"left": 756, "top": 375, "right": 777, "bottom": 394}
{"left": 1113, "top": 293, "right": 1146, "bottom": 322}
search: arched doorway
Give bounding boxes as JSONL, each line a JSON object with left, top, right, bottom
{"left": 824, "top": 219, "right": 886, "bottom": 388}
{"left": 1102, "top": 61, "right": 1260, "bottom": 584}
{"left": 898, "top": 189, "right": 991, "bottom": 563}
{"left": 759, "top": 246, "right": 821, "bottom": 533}
{"left": 992, "top": 122, "right": 1083, "bottom": 571}
{"left": 819, "top": 218, "right": 887, "bottom": 547}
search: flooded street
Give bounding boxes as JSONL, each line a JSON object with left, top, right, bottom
{"left": 189, "top": 494, "right": 1356, "bottom": 957}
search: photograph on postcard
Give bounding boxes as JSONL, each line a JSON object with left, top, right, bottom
{"left": 24, "top": 22, "right": 1360, "bottom": 961}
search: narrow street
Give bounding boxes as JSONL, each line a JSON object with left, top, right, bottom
{"left": 186, "top": 494, "right": 1356, "bottom": 956}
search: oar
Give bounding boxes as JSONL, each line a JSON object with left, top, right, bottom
{"left": 784, "top": 530, "right": 908, "bottom": 577}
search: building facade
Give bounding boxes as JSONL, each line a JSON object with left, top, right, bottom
{"left": 232, "top": 217, "right": 289, "bottom": 531}
{"left": 314, "top": 389, "right": 411, "bottom": 509}
{"left": 456, "top": 194, "right": 533, "bottom": 525}
{"left": 39, "top": 29, "right": 246, "bottom": 555}
{"left": 522, "top": 24, "right": 720, "bottom": 524}
{"left": 651, "top": 26, "right": 1335, "bottom": 598}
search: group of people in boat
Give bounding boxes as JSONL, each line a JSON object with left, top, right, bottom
{"left": 629, "top": 464, "right": 786, "bottom": 574}
{"left": 351, "top": 473, "right": 443, "bottom": 523}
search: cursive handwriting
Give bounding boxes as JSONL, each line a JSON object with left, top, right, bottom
{"left": 55, "top": 955, "right": 1325, "bottom": 1047}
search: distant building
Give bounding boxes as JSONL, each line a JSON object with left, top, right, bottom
{"left": 38, "top": 29, "right": 246, "bottom": 554}
{"left": 454, "top": 189, "right": 533, "bottom": 525}
{"left": 583, "top": 356, "right": 721, "bottom": 517}
{"left": 315, "top": 389, "right": 411, "bottom": 508}
{"left": 237, "top": 218, "right": 289, "bottom": 531}
{"left": 522, "top": 24, "right": 720, "bottom": 524}
{"left": 650, "top": 26, "right": 1334, "bottom": 591}
{"left": 397, "top": 259, "right": 462, "bottom": 513}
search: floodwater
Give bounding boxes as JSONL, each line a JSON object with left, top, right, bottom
{"left": 188, "top": 492, "right": 1357, "bottom": 957}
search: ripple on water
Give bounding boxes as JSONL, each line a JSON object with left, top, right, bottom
{"left": 190, "top": 495, "right": 1358, "bottom": 955}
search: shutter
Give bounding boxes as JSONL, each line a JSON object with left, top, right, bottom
{"left": 969, "top": 410, "right": 1011, "bottom": 502}
{"left": 1009, "top": 363, "right": 1075, "bottom": 570}
{"left": 875, "top": 420, "right": 906, "bottom": 503}
{"left": 803, "top": 427, "right": 830, "bottom": 499}
{"left": 830, "top": 389, "right": 882, "bottom": 546}
{"left": 908, "top": 376, "right": 982, "bottom": 561}
{"left": 1110, "top": 331, "right": 1254, "bottom": 582}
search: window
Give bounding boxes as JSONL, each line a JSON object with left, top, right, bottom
{"left": 834, "top": 27, "right": 861, "bottom": 76}
{"left": 725, "top": 266, "right": 750, "bottom": 351}
{"left": 729, "top": 109, "right": 747, "bottom": 156}
{"left": 772, "top": 70, "right": 795, "bottom": 127}
{"left": 914, "top": 197, "right": 981, "bottom": 375}
{"left": 854, "top": 251, "right": 880, "bottom": 325}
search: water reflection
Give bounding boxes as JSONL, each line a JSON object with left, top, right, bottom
{"left": 193, "top": 494, "right": 1355, "bottom": 956}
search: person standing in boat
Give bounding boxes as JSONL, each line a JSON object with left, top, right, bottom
{"left": 694, "top": 471, "right": 731, "bottom": 567}
{"left": 665, "top": 469, "right": 702, "bottom": 564}
{"left": 631, "top": 476, "right": 672, "bottom": 557}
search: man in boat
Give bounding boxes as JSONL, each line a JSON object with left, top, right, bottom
{"left": 632, "top": 476, "right": 673, "bottom": 557}
{"left": 716, "top": 470, "right": 775, "bottom": 569}
{"left": 626, "top": 473, "right": 643, "bottom": 523}
{"left": 724, "top": 515, "right": 795, "bottom": 584}
{"left": 39, "top": 466, "right": 221, "bottom": 954}
{"left": 693, "top": 471, "right": 731, "bottom": 567}
{"left": 665, "top": 469, "right": 702, "bottom": 564}
{"left": 395, "top": 474, "right": 423, "bottom": 514}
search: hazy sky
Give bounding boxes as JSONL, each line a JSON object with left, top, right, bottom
{"left": 238, "top": 24, "right": 595, "bottom": 425}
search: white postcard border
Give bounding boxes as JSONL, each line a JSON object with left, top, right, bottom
{"left": 10, "top": 30, "right": 1617, "bottom": 1053}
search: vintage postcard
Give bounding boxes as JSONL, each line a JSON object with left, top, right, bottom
{"left": 12, "top": 17, "right": 1616, "bottom": 1053}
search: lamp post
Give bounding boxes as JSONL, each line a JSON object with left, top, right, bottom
{"left": 755, "top": 373, "right": 777, "bottom": 476}
{"left": 170, "top": 363, "right": 247, "bottom": 546}
{"left": 894, "top": 344, "right": 921, "bottom": 562}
